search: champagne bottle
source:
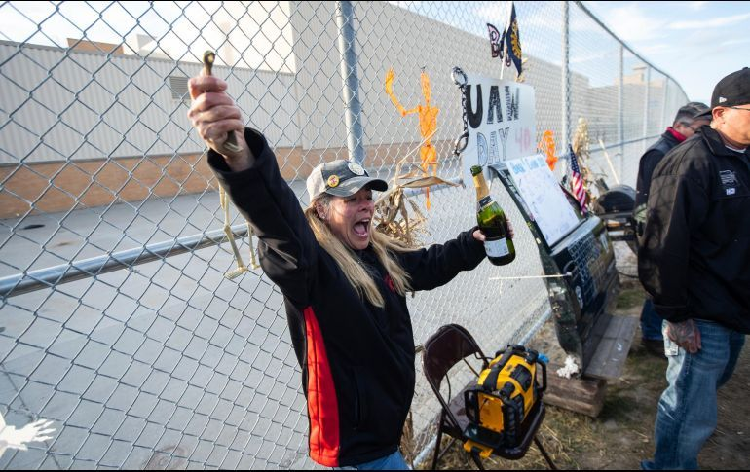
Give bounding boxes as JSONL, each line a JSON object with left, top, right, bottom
{"left": 471, "top": 165, "right": 515, "bottom": 265}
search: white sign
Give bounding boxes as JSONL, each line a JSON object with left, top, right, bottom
{"left": 463, "top": 72, "right": 536, "bottom": 182}
{"left": 506, "top": 154, "right": 580, "bottom": 246}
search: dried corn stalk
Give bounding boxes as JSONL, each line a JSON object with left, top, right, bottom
{"left": 572, "top": 117, "right": 610, "bottom": 200}
{"left": 373, "top": 158, "right": 457, "bottom": 248}
{"left": 399, "top": 410, "right": 416, "bottom": 468}
{"left": 572, "top": 117, "right": 590, "bottom": 162}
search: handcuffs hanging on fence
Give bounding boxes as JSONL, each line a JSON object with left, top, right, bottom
{"left": 451, "top": 67, "right": 470, "bottom": 160}
{"left": 203, "top": 51, "right": 260, "bottom": 278}
{"left": 452, "top": 67, "right": 495, "bottom": 192}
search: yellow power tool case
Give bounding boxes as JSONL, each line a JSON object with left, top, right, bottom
{"left": 463, "top": 345, "right": 547, "bottom": 457}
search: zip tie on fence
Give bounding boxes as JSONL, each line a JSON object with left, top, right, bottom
{"left": 490, "top": 272, "right": 572, "bottom": 297}
{"left": 489, "top": 272, "right": 573, "bottom": 281}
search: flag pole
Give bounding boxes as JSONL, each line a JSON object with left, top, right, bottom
{"left": 598, "top": 138, "right": 621, "bottom": 185}
{"left": 499, "top": 1, "right": 512, "bottom": 80}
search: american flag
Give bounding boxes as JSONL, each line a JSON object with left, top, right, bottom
{"left": 569, "top": 146, "right": 587, "bottom": 214}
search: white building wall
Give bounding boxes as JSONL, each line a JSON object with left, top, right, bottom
{"left": 124, "top": 1, "right": 296, "bottom": 74}
{"left": 0, "top": 41, "right": 300, "bottom": 164}
{"left": 288, "top": 1, "right": 576, "bottom": 154}
{"left": 0, "top": 1, "right": 673, "bottom": 167}
{"left": 289, "top": 1, "right": 499, "bottom": 151}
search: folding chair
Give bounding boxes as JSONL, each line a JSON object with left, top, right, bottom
{"left": 422, "top": 324, "right": 556, "bottom": 470}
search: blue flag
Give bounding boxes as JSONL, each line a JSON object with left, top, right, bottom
{"left": 505, "top": 3, "right": 522, "bottom": 75}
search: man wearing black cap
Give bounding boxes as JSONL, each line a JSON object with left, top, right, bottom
{"left": 634, "top": 101, "right": 711, "bottom": 357}
{"left": 639, "top": 67, "right": 750, "bottom": 470}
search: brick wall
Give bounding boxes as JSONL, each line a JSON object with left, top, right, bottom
{"left": 0, "top": 140, "right": 447, "bottom": 218}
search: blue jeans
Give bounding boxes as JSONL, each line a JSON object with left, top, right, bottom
{"left": 641, "top": 299, "right": 663, "bottom": 341}
{"left": 334, "top": 451, "right": 409, "bottom": 470}
{"left": 642, "top": 319, "right": 745, "bottom": 470}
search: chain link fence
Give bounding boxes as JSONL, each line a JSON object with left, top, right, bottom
{"left": 0, "top": 1, "right": 688, "bottom": 469}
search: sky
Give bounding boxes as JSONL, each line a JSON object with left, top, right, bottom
{"left": 582, "top": 1, "right": 750, "bottom": 104}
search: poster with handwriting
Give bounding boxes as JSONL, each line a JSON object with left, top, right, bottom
{"left": 506, "top": 154, "right": 580, "bottom": 246}
{"left": 463, "top": 72, "right": 536, "bottom": 182}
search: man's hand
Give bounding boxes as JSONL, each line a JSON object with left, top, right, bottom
{"left": 665, "top": 319, "right": 701, "bottom": 354}
{"left": 187, "top": 75, "right": 251, "bottom": 171}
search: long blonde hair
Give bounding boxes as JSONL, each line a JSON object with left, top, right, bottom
{"left": 304, "top": 194, "right": 414, "bottom": 308}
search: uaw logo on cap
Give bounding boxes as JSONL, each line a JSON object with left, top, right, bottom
{"left": 327, "top": 174, "right": 340, "bottom": 188}
{"left": 348, "top": 162, "right": 365, "bottom": 176}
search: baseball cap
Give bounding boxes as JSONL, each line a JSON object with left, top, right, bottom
{"left": 696, "top": 67, "right": 750, "bottom": 118}
{"left": 675, "top": 102, "right": 710, "bottom": 123}
{"left": 306, "top": 160, "right": 388, "bottom": 200}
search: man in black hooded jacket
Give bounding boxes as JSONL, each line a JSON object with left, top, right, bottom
{"left": 634, "top": 102, "right": 710, "bottom": 355}
{"left": 639, "top": 67, "right": 750, "bottom": 470}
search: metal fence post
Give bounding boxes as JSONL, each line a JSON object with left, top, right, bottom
{"left": 661, "top": 78, "right": 670, "bottom": 129}
{"left": 561, "top": 1, "right": 571, "bottom": 153}
{"left": 642, "top": 65, "right": 651, "bottom": 153}
{"left": 335, "top": 0, "right": 366, "bottom": 164}
{"left": 618, "top": 44, "right": 624, "bottom": 178}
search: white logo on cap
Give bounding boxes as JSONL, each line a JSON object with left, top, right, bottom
{"left": 719, "top": 96, "right": 727, "bottom": 103}
{"left": 348, "top": 162, "right": 365, "bottom": 176}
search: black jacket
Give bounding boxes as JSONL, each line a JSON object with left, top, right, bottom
{"left": 208, "top": 128, "right": 486, "bottom": 466}
{"left": 638, "top": 126, "right": 750, "bottom": 333}
{"left": 635, "top": 128, "right": 683, "bottom": 209}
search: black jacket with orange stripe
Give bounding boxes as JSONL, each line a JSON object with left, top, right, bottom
{"left": 208, "top": 128, "right": 487, "bottom": 467}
